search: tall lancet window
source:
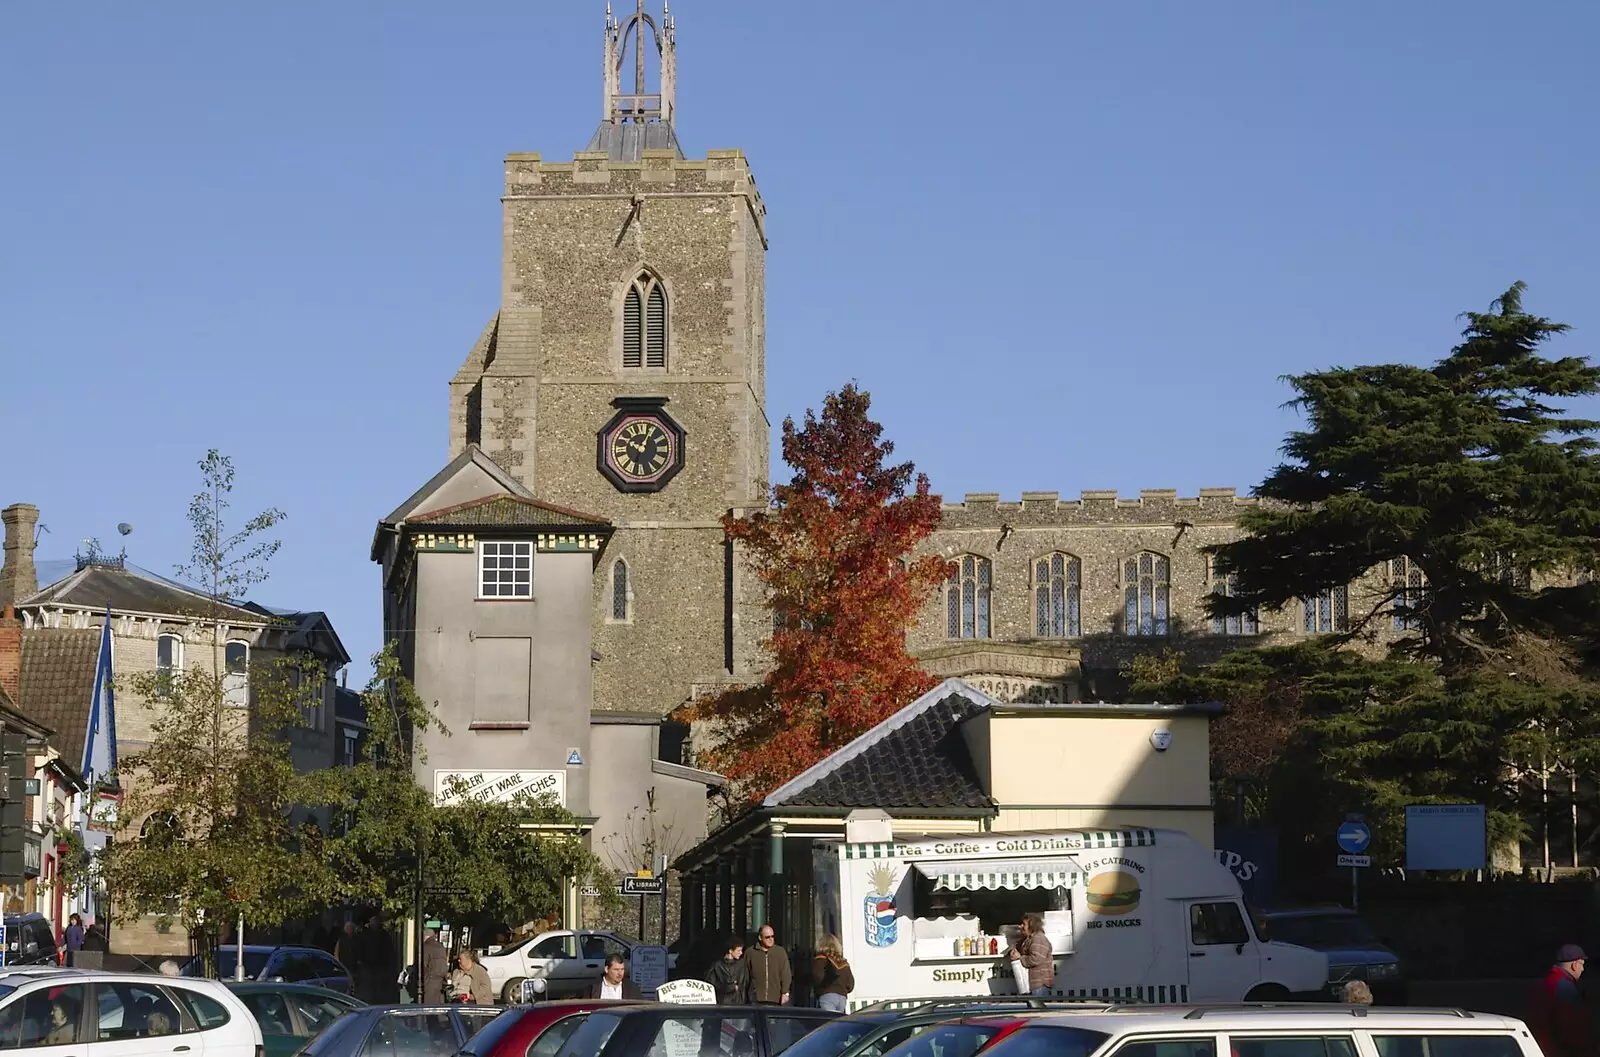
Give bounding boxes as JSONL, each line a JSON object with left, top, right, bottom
{"left": 623, "top": 272, "right": 668, "bottom": 369}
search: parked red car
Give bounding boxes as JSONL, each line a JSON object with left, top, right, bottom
{"left": 457, "top": 999, "right": 649, "bottom": 1057}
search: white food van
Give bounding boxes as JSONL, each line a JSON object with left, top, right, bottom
{"left": 819, "top": 827, "right": 1327, "bottom": 1008}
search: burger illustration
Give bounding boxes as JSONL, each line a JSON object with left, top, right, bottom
{"left": 1085, "top": 869, "right": 1141, "bottom": 915}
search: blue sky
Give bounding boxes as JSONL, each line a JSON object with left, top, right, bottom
{"left": 4, "top": 2, "right": 1596, "bottom": 677}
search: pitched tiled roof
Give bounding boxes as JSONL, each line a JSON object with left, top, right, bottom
{"left": 26, "top": 564, "right": 264, "bottom": 624}
{"left": 407, "top": 494, "right": 611, "bottom": 530}
{"left": 19, "top": 628, "right": 100, "bottom": 770}
{"left": 772, "top": 690, "right": 993, "bottom": 811}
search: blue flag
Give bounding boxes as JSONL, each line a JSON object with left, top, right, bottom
{"left": 83, "top": 606, "right": 118, "bottom": 787}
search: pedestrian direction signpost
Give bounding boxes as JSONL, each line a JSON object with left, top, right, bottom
{"left": 621, "top": 875, "right": 667, "bottom": 896}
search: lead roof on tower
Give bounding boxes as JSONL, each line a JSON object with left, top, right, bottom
{"left": 588, "top": 0, "right": 684, "bottom": 161}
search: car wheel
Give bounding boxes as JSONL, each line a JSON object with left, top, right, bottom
{"left": 1246, "top": 984, "right": 1292, "bottom": 1002}
{"left": 503, "top": 977, "right": 526, "bottom": 1004}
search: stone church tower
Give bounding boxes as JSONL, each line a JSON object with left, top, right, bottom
{"left": 449, "top": 2, "right": 769, "bottom": 718}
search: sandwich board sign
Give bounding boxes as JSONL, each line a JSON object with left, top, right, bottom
{"left": 631, "top": 944, "right": 669, "bottom": 996}
{"left": 655, "top": 979, "right": 716, "bottom": 1005}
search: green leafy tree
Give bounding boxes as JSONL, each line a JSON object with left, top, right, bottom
{"left": 1209, "top": 282, "right": 1600, "bottom": 675}
{"left": 325, "top": 645, "right": 619, "bottom": 933}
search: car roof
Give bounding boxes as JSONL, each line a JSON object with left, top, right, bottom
{"left": 1017, "top": 1006, "right": 1529, "bottom": 1033}
{"left": 227, "top": 981, "right": 358, "bottom": 997}
{"left": 3, "top": 971, "right": 237, "bottom": 988}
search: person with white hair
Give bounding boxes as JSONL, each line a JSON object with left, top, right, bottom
{"left": 158, "top": 960, "right": 182, "bottom": 976}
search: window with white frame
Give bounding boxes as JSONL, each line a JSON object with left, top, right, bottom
{"left": 946, "top": 555, "right": 992, "bottom": 639}
{"left": 622, "top": 271, "right": 668, "bottom": 369}
{"left": 156, "top": 633, "right": 183, "bottom": 694}
{"left": 340, "top": 726, "right": 360, "bottom": 768}
{"left": 1123, "top": 552, "right": 1171, "bottom": 636}
{"left": 480, "top": 540, "right": 533, "bottom": 598}
{"left": 1481, "top": 552, "right": 1532, "bottom": 591}
{"left": 1390, "top": 556, "right": 1426, "bottom": 631}
{"left": 1302, "top": 585, "right": 1349, "bottom": 634}
{"left": 1210, "top": 561, "right": 1259, "bottom": 635}
{"left": 223, "top": 640, "right": 249, "bottom": 706}
{"left": 610, "top": 559, "right": 631, "bottom": 622}
{"left": 1033, "top": 553, "right": 1081, "bottom": 638}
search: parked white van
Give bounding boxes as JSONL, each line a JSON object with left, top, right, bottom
{"left": 822, "top": 827, "right": 1328, "bottom": 1008}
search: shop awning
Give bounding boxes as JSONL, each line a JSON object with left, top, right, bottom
{"left": 914, "top": 857, "right": 1080, "bottom": 892}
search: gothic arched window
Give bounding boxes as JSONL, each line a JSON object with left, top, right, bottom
{"left": 1123, "top": 551, "right": 1171, "bottom": 636}
{"left": 1033, "top": 553, "right": 1081, "bottom": 638}
{"left": 623, "top": 272, "right": 668, "bottom": 369}
{"left": 1391, "top": 556, "right": 1426, "bottom": 631}
{"left": 946, "top": 555, "right": 992, "bottom": 639}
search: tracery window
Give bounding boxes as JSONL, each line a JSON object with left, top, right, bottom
{"left": 622, "top": 271, "right": 668, "bottom": 369}
{"left": 1210, "top": 562, "right": 1259, "bottom": 635}
{"left": 1033, "top": 553, "right": 1081, "bottom": 638}
{"left": 946, "top": 556, "right": 992, "bottom": 639}
{"left": 1123, "top": 552, "right": 1170, "bottom": 636}
{"left": 1391, "top": 556, "right": 1426, "bottom": 631}
{"left": 611, "top": 559, "right": 631, "bottom": 622}
{"left": 1302, "top": 586, "right": 1349, "bottom": 634}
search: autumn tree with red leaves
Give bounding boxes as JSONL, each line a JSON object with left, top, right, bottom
{"left": 685, "top": 384, "right": 948, "bottom": 804}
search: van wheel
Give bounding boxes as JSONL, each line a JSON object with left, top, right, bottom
{"left": 1246, "top": 984, "right": 1291, "bottom": 1002}
{"left": 503, "top": 978, "right": 526, "bottom": 1004}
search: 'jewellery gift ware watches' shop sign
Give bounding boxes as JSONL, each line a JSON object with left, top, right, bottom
{"left": 434, "top": 769, "right": 566, "bottom": 808}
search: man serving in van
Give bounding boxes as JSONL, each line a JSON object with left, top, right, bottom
{"left": 1008, "top": 913, "right": 1055, "bottom": 996}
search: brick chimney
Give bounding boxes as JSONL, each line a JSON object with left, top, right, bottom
{"left": 0, "top": 504, "right": 39, "bottom": 607}
{"left": 0, "top": 604, "right": 20, "bottom": 705}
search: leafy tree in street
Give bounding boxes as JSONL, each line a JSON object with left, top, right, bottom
{"left": 327, "top": 644, "right": 619, "bottom": 930}
{"left": 103, "top": 451, "right": 336, "bottom": 957}
{"left": 685, "top": 384, "right": 947, "bottom": 802}
{"left": 1208, "top": 282, "right": 1600, "bottom": 676}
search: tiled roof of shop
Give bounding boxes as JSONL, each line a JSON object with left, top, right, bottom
{"left": 19, "top": 628, "right": 98, "bottom": 769}
{"left": 407, "top": 494, "right": 611, "bottom": 529}
{"left": 769, "top": 688, "right": 992, "bottom": 811}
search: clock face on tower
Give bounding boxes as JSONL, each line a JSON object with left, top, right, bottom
{"left": 597, "top": 402, "right": 687, "bottom": 493}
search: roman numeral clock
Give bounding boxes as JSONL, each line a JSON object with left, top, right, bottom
{"left": 596, "top": 397, "right": 687, "bottom": 493}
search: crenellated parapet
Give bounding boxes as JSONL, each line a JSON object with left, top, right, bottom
{"left": 938, "top": 487, "right": 1263, "bottom": 529}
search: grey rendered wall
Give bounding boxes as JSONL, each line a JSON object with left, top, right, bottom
{"left": 410, "top": 547, "right": 596, "bottom": 819}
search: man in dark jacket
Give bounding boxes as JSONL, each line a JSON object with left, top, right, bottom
{"left": 1529, "top": 944, "right": 1592, "bottom": 1057}
{"left": 705, "top": 934, "right": 752, "bottom": 1004}
{"left": 748, "top": 925, "right": 791, "bottom": 1005}
{"left": 420, "top": 929, "right": 450, "bottom": 1005}
{"left": 586, "top": 954, "right": 645, "bottom": 999}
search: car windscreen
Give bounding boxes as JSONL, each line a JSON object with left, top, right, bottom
{"left": 298, "top": 1010, "right": 368, "bottom": 1056}
{"left": 1265, "top": 914, "right": 1379, "bottom": 949}
{"left": 980, "top": 1025, "right": 1111, "bottom": 1057}
{"left": 773, "top": 1017, "right": 887, "bottom": 1057}
{"left": 881, "top": 1024, "right": 1008, "bottom": 1057}
{"left": 214, "top": 950, "right": 273, "bottom": 977}
{"left": 457, "top": 1007, "right": 531, "bottom": 1055}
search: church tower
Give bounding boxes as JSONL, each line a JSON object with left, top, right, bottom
{"left": 449, "top": 2, "right": 769, "bottom": 717}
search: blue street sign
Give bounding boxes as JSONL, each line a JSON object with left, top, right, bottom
{"left": 1336, "top": 820, "right": 1371, "bottom": 854}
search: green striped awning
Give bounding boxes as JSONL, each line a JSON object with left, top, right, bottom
{"left": 914, "top": 857, "right": 1079, "bottom": 892}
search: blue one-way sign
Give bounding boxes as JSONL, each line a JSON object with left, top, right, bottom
{"left": 1337, "top": 820, "right": 1371, "bottom": 854}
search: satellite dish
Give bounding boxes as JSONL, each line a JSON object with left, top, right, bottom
{"left": 116, "top": 523, "right": 133, "bottom": 536}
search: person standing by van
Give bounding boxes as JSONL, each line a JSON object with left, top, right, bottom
{"left": 812, "top": 935, "right": 854, "bottom": 1013}
{"left": 749, "top": 924, "right": 792, "bottom": 1005}
{"left": 1008, "top": 914, "right": 1055, "bottom": 996}
{"left": 1529, "top": 944, "right": 1592, "bottom": 1057}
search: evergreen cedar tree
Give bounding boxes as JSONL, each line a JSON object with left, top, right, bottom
{"left": 1206, "top": 281, "right": 1600, "bottom": 678}
{"left": 1146, "top": 283, "right": 1600, "bottom": 865}
{"left": 685, "top": 384, "right": 948, "bottom": 803}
